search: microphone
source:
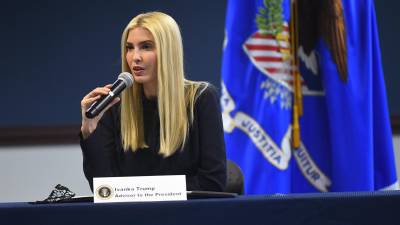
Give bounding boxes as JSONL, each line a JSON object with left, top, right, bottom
{"left": 85, "top": 72, "right": 134, "bottom": 118}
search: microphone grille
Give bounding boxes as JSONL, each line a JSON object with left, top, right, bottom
{"left": 118, "top": 72, "right": 134, "bottom": 87}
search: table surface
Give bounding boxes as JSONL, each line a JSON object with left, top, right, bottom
{"left": 1, "top": 191, "right": 399, "bottom": 225}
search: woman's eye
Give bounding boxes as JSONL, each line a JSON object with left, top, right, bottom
{"left": 142, "top": 43, "right": 153, "bottom": 50}
{"left": 126, "top": 45, "right": 133, "bottom": 50}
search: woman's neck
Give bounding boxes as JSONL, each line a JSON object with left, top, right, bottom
{"left": 143, "top": 83, "right": 157, "bottom": 99}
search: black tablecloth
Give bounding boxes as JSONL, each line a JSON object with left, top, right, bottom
{"left": 1, "top": 191, "right": 399, "bottom": 225}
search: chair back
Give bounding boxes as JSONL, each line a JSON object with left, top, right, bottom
{"left": 225, "top": 160, "right": 244, "bottom": 195}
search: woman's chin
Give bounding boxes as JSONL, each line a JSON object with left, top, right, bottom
{"left": 133, "top": 75, "right": 146, "bottom": 83}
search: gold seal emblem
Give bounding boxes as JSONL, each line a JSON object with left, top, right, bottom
{"left": 96, "top": 185, "right": 114, "bottom": 200}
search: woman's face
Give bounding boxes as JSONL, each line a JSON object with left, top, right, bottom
{"left": 125, "top": 27, "right": 157, "bottom": 91}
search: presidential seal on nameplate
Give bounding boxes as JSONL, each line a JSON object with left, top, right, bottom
{"left": 93, "top": 175, "right": 187, "bottom": 203}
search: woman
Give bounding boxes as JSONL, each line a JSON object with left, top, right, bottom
{"left": 80, "top": 12, "right": 226, "bottom": 192}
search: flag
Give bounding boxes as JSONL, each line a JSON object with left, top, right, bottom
{"left": 221, "top": 0, "right": 398, "bottom": 194}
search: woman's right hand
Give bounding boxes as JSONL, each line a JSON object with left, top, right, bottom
{"left": 80, "top": 84, "right": 120, "bottom": 139}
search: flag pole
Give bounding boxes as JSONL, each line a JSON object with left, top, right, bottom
{"left": 290, "top": 0, "right": 302, "bottom": 148}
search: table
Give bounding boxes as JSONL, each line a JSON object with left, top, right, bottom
{"left": 1, "top": 191, "right": 399, "bottom": 225}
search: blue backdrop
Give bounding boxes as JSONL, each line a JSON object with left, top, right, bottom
{"left": 1, "top": 0, "right": 226, "bottom": 126}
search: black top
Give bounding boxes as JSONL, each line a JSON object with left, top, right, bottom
{"left": 80, "top": 85, "right": 227, "bottom": 192}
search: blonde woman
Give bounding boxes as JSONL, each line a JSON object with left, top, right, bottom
{"left": 80, "top": 12, "right": 226, "bottom": 191}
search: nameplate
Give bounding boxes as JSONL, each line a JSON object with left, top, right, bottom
{"left": 93, "top": 175, "right": 187, "bottom": 203}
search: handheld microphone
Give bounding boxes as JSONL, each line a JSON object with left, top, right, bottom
{"left": 85, "top": 72, "right": 134, "bottom": 118}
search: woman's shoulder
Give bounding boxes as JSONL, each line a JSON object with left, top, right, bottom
{"left": 186, "top": 82, "right": 219, "bottom": 108}
{"left": 185, "top": 80, "right": 217, "bottom": 95}
{"left": 199, "top": 83, "right": 218, "bottom": 99}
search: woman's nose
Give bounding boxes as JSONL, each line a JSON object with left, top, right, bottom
{"left": 133, "top": 50, "right": 142, "bottom": 63}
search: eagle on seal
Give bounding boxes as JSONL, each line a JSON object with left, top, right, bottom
{"left": 298, "top": 0, "right": 348, "bottom": 82}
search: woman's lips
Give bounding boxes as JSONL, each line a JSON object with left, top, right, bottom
{"left": 132, "top": 66, "right": 144, "bottom": 76}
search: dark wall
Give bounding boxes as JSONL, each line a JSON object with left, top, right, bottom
{"left": 1, "top": 0, "right": 226, "bottom": 126}
{"left": 1, "top": 0, "right": 398, "bottom": 128}
{"left": 375, "top": 1, "right": 400, "bottom": 117}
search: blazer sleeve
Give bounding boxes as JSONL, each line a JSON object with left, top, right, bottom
{"left": 186, "top": 85, "right": 227, "bottom": 191}
{"left": 79, "top": 106, "right": 120, "bottom": 191}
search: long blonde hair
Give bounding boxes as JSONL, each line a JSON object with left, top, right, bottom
{"left": 120, "top": 12, "right": 207, "bottom": 157}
